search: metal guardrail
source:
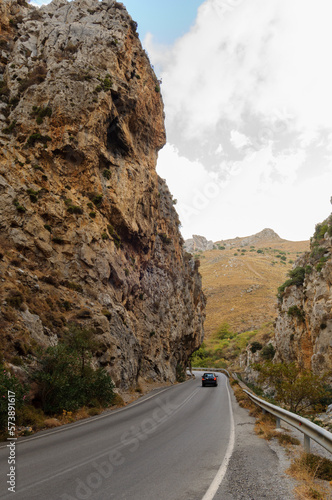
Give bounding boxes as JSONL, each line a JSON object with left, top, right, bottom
{"left": 244, "top": 389, "right": 332, "bottom": 454}
{"left": 191, "top": 367, "right": 230, "bottom": 378}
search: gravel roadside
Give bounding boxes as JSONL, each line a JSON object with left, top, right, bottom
{"left": 214, "top": 385, "right": 298, "bottom": 500}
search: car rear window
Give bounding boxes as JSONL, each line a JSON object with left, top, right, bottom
{"left": 204, "top": 373, "right": 214, "bottom": 378}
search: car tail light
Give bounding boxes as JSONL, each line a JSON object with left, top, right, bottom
{"left": 214, "top": 377, "right": 216, "bottom": 380}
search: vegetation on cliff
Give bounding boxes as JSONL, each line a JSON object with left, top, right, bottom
{"left": 0, "top": 0, "right": 205, "bottom": 428}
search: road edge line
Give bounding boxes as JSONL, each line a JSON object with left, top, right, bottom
{"left": 201, "top": 378, "right": 235, "bottom": 500}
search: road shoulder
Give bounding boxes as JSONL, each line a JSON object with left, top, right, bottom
{"left": 214, "top": 384, "right": 297, "bottom": 500}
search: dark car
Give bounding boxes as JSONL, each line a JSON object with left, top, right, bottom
{"left": 201, "top": 373, "right": 218, "bottom": 387}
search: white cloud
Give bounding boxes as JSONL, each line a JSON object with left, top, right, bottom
{"left": 230, "top": 130, "right": 251, "bottom": 149}
{"left": 149, "top": 0, "right": 332, "bottom": 241}
{"left": 147, "top": 0, "right": 332, "bottom": 143}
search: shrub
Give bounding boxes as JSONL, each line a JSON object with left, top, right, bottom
{"left": 33, "top": 326, "right": 114, "bottom": 414}
{"left": 26, "top": 133, "right": 51, "bottom": 147}
{"left": 300, "top": 454, "right": 332, "bottom": 481}
{"left": 19, "top": 65, "right": 47, "bottom": 93}
{"left": 217, "top": 323, "right": 234, "bottom": 340}
{"left": 159, "top": 233, "right": 172, "bottom": 245}
{"left": 31, "top": 105, "right": 52, "bottom": 124}
{"left": 2, "top": 120, "right": 17, "bottom": 134}
{"left": 27, "top": 188, "right": 39, "bottom": 203}
{"left": 250, "top": 341, "right": 263, "bottom": 353}
{"left": 261, "top": 343, "right": 275, "bottom": 360}
{"left": 287, "top": 305, "right": 305, "bottom": 322}
{"left": 107, "top": 224, "right": 121, "bottom": 248}
{"left": 176, "top": 363, "right": 186, "bottom": 382}
{"left": 314, "top": 223, "right": 329, "bottom": 241}
{"left": 278, "top": 266, "right": 305, "bottom": 299}
{"left": 6, "top": 290, "right": 24, "bottom": 309}
{"left": 67, "top": 205, "right": 83, "bottom": 215}
{"left": 13, "top": 199, "right": 26, "bottom": 213}
{"left": 91, "top": 194, "right": 103, "bottom": 207}
{"left": 0, "top": 365, "right": 29, "bottom": 433}
{"left": 65, "top": 281, "right": 83, "bottom": 293}
{"left": 103, "top": 169, "right": 111, "bottom": 179}
{"left": 253, "top": 362, "right": 329, "bottom": 413}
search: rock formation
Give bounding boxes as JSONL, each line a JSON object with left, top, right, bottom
{"left": 0, "top": 0, "right": 205, "bottom": 388}
{"left": 184, "top": 235, "right": 214, "bottom": 253}
{"left": 184, "top": 228, "right": 283, "bottom": 254}
{"left": 274, "top": 216, "right": 332, "bottom": 377}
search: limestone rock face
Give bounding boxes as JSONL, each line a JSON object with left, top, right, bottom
{"left": 274, "top": 219, "right": 332, "bottom": 377}
{"left": 184, "top": 235, "right": 214, "bottom": 253}
{"left": 0, "top": 0, "right": 205, "bottom": 388}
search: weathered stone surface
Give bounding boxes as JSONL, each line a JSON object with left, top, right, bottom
{"left": 274, "top": 225, "right": 332, "bottom": 378}
{"left": 0, "top": 0, "right": 205, "bottom": 388}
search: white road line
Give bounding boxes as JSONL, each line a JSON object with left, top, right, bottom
{"left": 201, "top": 378, "right": 235, "bottom": 500}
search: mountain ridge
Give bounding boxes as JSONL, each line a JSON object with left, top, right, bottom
{"left": 184, "top": 228, "right": 307, "bottom": 254}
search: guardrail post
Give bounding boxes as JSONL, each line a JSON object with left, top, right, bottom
{"left": 276, "top": 417, "right": 281, "bottom": 429}
{"left": 304, "top": 434, "right": 310, "bottom": 453}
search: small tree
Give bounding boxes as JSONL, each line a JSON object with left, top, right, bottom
{"left": 253, "top": 362, "right": 329, "bottom": 413}
{"left": 217, "top": 323, "right": 234, "bottom": 340}
{"left": 63, "top": 323, "right": 99, "bottom": 376}
{"left": 33, "top": 327, "right": 114, "bottom": 414}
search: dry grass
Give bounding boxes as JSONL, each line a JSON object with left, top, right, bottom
{"left": 231, "top": 379, "right": 256, "bottom": 411}
{"left": 288, "top": 453, "right": 332, "bottom": 499}
{"left": 230, "top": 381, "right": 332, "bottom": 499}
{"left": 44, "top": 418, "right": 62, "bottom": 428}
{"left": 199, "top": 238, "right": 309, "bottom": 338}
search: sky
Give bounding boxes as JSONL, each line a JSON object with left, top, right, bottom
{"left": 32, "top": 0, "right": 332, "bottom": 242}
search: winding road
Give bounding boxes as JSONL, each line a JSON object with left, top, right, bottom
{"left": 0, "top": 373, "right": 294, "bottom": 500}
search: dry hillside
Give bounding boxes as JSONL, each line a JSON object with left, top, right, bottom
{"left": 195, "top": 229, "right": 309, "bottom": 338}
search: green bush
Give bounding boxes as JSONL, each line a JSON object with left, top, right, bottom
{"left": 175, "top": 363, "right": 186, "bottom": 382}
{"left": 0, "top": 365, "right": 29, "bottom": 433}
{"left": 26, "top": 133, "right": 51, "bottom": 147}
{"left": 261, "top": 343, "right": 275, "bottom": 360}
{"left": 32, "top": 106, "right": 52, "bottom": 124}
{"left": 67, "top": 205, "right": 83, "bottom": 215}
{"left": 250, "top": 341, "right": 263, "bottom": 353}
{"left": 253, "top": 362, "right": 329, "bottom": 413}
{"left": 314, "top": 223, "right": 329, "bottom": 241}
{"left": 33, "top": 326, "right": 114, "bottom": 414}
{"left": 217, "top": 322, "right": 234, "bottom": 340}
{"left": 287, "top": 305, "right": 305, "bottom": 322}
{"left": 278, "top": 267, "right": 305, "bottom": 299}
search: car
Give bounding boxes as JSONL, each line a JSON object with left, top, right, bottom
{"left": 201, "top": 372, "right": 218, "bottom": 387}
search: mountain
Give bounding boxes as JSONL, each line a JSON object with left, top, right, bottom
{"left": 187, "top": 229, "right": 309, "bottom": 338}
{"left": 0, "top": 0, "right": 205, "bottom": 388}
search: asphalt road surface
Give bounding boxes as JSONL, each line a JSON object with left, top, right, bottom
{"left": 0, "top": 372, "right": 295, "bottom": 500}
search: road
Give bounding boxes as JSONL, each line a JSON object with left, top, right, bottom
{"left": 0, "top": 372, "right": 295, "bottom": 500}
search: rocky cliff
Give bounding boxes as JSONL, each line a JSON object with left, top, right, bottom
{"left": 0, "top": 0, "right": 205, "bottom": 388}
{"left": 274, "top": 216, "right": 332, "bottom": 377}
{"left": 184, "top": 235, "right": 214, "bottom": 253}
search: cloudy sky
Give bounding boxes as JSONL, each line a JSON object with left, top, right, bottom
{"left": 34, "top": 0, "right": 332, "bottom": 242}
